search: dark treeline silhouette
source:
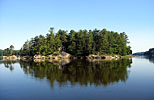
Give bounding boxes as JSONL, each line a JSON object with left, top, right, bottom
{"left": 7, "top": 59, "right": 132, "bottom": 87}
{"left": 20, "top": 27, "right": 132, "bottom": 56}
{"left": 144, "top": 48, "right": 154, "bottom": 57}
{"left": 133, "top": 48, "right": 154, "bottom": 59}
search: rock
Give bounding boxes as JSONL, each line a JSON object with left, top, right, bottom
{"left": 105, "top": 56, "right": 112, "bottom": 60}
{"left": 41, "top": 56, "right": 45, "bottom": 60}
{"left": 34, "top": 59, "right": 45, "bottom": 62}
{"left": 52, "top": 56, "right": 58, "bottom": 60}
{"left": 60, "top": 52, "right": 71, "bottom": 59}
{"left": 21, "top": 56, "right": 29, "bottom": 60}
{"left": 34, "top": 55, "right": 46, "bottom": 60}
{"left": 34, "top": 55, "right": 41, "bottom": 59}
{"left": 2, "top": 55, "right": 18, "bottom": 60}
{"left": 48, "top": 54, "right": 53, "bottom": 58}
{"left": 100, "top": 56, "right": 106, "bottom": 59}
{"left": 2, "top": 56, "right": 7, "bottom": 60}
{"left": 86, "top": 55, "right": 119, "bottom": 60}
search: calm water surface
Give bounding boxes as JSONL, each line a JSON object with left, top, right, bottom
{"left": 0, "top": 57, "right": 154, "bottom": 100}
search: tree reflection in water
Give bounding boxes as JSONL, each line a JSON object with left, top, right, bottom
{"left": 145, "top": 56, "right": 154, "bottom": 64}
{"left": 1, "top": 59, "right": 132, "bottom": 88}
{"left": 0, "top": 60, "right": 17, "bottom": 71}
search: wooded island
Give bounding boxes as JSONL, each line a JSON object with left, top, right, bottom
{"left": 1, "top": 27, "right": 132, "bottom": 61}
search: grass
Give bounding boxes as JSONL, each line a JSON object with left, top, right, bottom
{"left": 120, "top": 55, "right": 134, "bottom": 58}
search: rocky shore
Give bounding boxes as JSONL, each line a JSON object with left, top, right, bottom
{"left": 2, "top": 52, "right": 133, "bottom": 62}
{"left": 2, "top": 55, "right": 20, "bottom": 60}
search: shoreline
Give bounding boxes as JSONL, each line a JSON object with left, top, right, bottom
{"left": 2, "top": 54, "right": 133, "bottom": 62}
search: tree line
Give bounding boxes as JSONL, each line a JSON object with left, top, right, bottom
{"left": 0, "top": 45, "right": 19, "bottom": 56}
{"left": 144, "top": 48, "right": 154, "bottom": 57}
{"left": 20, "top": 27, "right": 132, "bottom": 56}
{"left": 133, "top": 48, "right": 154, "bottom": 57}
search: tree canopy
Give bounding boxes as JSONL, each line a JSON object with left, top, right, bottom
{"left": 20, "top": 27, "right": 132, "bottom": 56}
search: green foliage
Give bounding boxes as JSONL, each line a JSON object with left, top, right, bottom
{"left": 0, "top": 49, "right": 3, "bottom": 56}
{"left": 20, "top": 27, "right": 132, "bottom": 56}
{"left": 10, "top": 45, "right": 14, "bottom": 55}
{"left": 1, "top": 45, "right": 19, "bottom": 56}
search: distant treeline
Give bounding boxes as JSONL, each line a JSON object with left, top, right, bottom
{"left": 0, "top": 49, "right": 19, "bottom": 56}
{"left": 133, "top": 48, "right": 154, "bottom": 57}
{"left": 133, "top": 52, "right": 145, "bottom": 56}
{"left": 0, "top": 45, "right": 20, "bottom": 56}
{"left": 144, "top": 48, "right": 154, "bottom": 57}
{"left": 20, "top": 27, "right": 132, "bottom": 56}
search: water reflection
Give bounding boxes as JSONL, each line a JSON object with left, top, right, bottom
{"left": 1, "top": 59, "right": 132, "bottom": 87}
{"left": 134, "top": 56, "right": 154, "bottom": 64}
{"left": 145, "top": 56, "right": 154, "bottom": 64}
{"left": 0, "top": 60, "right": 17, "bottom": 71}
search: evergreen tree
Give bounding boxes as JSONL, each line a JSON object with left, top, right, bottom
{"left": 67, "top": 30, "right": 77, "bottom": 55}
{"left": 10, "top": 45, "right": 14, "bottom": 55}
{"left": 20, "top": 27, "right": 132, "bottom": 56}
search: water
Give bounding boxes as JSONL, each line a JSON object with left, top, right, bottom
{"left": 0, "top": 57, "right": 154, "bottom": 100}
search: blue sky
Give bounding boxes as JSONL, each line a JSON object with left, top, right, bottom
{"left": 0, "top": 0, "right": 154, "bottom": 53}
